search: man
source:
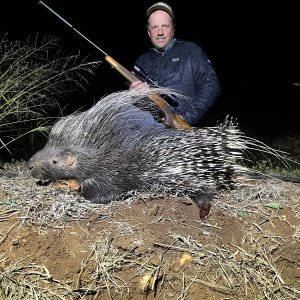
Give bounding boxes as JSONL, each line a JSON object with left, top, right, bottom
{"left": 130, "top": 2, "right": 220, "bottom": 126}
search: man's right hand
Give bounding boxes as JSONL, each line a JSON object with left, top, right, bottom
{"left": 129, "top": 80, "right": 149, "bottom": 90}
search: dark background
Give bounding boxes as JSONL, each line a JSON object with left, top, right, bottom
{"left": 1, "top": 0, "right": 300, "bottom": 142}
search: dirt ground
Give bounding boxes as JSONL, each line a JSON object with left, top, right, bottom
{"left": 0, "top": 161, "right": 299, "bottom": 300}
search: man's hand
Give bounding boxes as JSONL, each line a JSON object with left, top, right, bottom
{"left": 129, "top": 80, "right": 149, "bottom": 90}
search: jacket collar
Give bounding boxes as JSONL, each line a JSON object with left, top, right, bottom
{"left": 153, "top": 38, "right": 177, "bottom": 54}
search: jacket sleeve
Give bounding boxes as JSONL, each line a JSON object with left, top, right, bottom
{"left": 179, "top": 45, "right": 221, "bottom": 125}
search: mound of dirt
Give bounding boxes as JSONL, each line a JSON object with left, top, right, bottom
{"left": 0, "top": 161, "right": 299, "bottom": 299}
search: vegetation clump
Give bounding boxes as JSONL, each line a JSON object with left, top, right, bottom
{"left": 0, "top": 34, "right": 97, "bottom": 157}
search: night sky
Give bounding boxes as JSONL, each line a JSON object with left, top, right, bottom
{"left": 1, "top": 0, "right": 300, "bottom": 140}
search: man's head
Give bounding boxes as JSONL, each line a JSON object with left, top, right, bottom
{"left": 146, "top": 2, "right": 175, "bottom": 51}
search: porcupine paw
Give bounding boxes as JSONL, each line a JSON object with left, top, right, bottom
{"left": 188, "top": 189, "right": 214, "bottom": 220}
{"left": 80, "top": 182, "right": 116, "bottom": 204}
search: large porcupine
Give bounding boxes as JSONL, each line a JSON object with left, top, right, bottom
{"left": 28, "top": 87, "right": 288, "bottom": 218}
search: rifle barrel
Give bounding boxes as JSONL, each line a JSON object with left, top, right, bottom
{"left": 38, "top": 1, "right": 107, "bottom": 56}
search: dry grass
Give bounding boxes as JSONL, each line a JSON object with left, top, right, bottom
{"left": 0, "top": 34, "right": 97, "bottom": 156}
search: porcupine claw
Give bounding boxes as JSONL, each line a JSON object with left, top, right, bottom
{"left": 198, "top": 201, "right": 212, "bottom": 219}
{"left": 188, "top": 189, "right": 214, "bottom": 219}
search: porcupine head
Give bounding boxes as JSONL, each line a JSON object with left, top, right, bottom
{"left": 28, "top": 142, "right": 147, "bottom": 205}
{"left": 28, "top": 146, "right": 78, "bottom": 183}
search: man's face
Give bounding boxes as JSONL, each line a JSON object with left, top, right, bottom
{"left": 147, "top": 10, "right": 174, "bottom": 50}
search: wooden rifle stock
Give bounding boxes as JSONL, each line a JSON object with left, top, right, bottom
{"left": 105, "top": 56, "right": 192, "bottom": 129}
{"left": 38, "top": 1, "right": 191, "bottom": 129}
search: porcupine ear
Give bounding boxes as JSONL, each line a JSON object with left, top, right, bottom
{"left": 62, "top": 150, "right": 76, "bottom": 167}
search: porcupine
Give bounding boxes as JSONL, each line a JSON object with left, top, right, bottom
{"left": 28, "top": 87, "right": 288, "bottom": 218}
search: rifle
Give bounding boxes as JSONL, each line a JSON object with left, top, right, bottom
{"left": 38, "top": 1, "right": 192, "bottom": 130}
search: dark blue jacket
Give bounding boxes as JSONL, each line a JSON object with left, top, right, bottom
{"left": 134, "top": 39, "right": 221, "bottom": 125}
